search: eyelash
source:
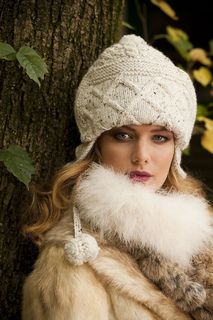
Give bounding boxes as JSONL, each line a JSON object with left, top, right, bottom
{"left": 113, "top": 132, "right": 169, "bottom": 143}
{"left": 153, "top": 135, "right": 169, "bottom": 143}
{"left": 114, "top": 133, "right": 132, "bottom": 141}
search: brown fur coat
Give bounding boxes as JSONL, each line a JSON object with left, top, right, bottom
{"left": 22, "top": 164, "right": 213, "bottom": 319}
{"left": 22, "top": 240, "right": 192, "bottom": 320}
{"left": 73, "top": 164, "right": 213, "bottom": 318}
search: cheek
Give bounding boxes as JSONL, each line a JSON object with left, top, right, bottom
{"left": 156, "top": 145, "right": 174, "bottom": 169}
{"left": 100, "top": 141, "right": 130, "bottom": 165}
{"left": 153, "top": 145, "right": 174, "bottom": 188}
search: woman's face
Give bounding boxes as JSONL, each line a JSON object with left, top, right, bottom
{"left": 97, "top": 124, "right": 175, "bottom": 191}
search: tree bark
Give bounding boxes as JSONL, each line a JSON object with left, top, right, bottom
{"left": 0, "top": 0, "right": 124, "bottom": 318}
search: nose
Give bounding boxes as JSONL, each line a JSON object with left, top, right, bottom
{"left": 131, "top": 138, "right": 150, "bottom": 165}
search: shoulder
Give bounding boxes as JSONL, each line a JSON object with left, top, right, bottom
{"left": 24, "top": 244, "right": 105, "bottom": 295}
{"left": 22, "top": 244, "right": 109, "bottom": 319}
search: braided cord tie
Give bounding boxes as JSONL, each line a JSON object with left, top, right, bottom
{"left": 64, "top": 206, "right": 100, "bottom": 266}
{"left": 73, "top": 206, "right": 83, "bottom": 238}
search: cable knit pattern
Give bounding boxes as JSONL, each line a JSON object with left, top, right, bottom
{"left": 74, "top": 34, "right": 197, "bottom": 177}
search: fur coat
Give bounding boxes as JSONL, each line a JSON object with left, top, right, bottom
{"left": 72, "top": 164, "right": 213, "bottom": 319}
{"left": 22, "top": 164, "right": 213, "bottom": 320}
{"left": 22, "top": 242, "right": 193, "bottom": 320}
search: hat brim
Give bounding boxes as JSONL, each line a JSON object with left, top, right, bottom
{"left": 75, "top": 141, "right": 95, "bottom": 162}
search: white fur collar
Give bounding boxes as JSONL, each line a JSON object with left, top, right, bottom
{"left": 75, "top": 164, "right": 213, "bottom": 267}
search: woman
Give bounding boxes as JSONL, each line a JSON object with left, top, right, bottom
{"left": 22, "top": 35, "right": 213, "bottom": 320}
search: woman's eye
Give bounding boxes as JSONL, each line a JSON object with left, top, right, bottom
{"left": 114, "top": 132, "right": 132, "bottom": 141}
{"left": 153, "top": 135, "right": 169, "bottom": 143}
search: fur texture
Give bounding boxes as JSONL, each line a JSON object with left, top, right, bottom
{"left": 131, "top": 246, "right": 213, "bottom": 318}
{"left": 22, "top": 243, "right": 192, "bottom": 320}
{"left": 23, "top": 163, "right": 213, "bottom": 319}
{"left": 74, "top": 163, "right": 213, "bottom": 318}
{"left": 75, "top": 163, "right": 213, "bottom": 267}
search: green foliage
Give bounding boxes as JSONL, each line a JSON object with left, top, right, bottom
{"left": 0, "top": 42, "right": 47, "bottom": 185}
{"left": 122, "top": 21, "right": 135, "bottom": 30}
{"left": 197, "top": 104, "right": 211, "bottom": 117}
{"left": 0, "top": 42, "right": 16, "bottom": 61}
{"left": 165, "top": 26, "right": 193, "bottom": 61}
{"left": 182, "top": 146, "right": 190, "bottom": 156}
{"left": 16, "top": 46, "right": 48, "bottom": 87}
{"left": 150, "top": 0, "right": 178, "bottom": 20}
{"left": 0, "top": 42, "right": 48, "bottom": 86}
{"left": 0, "top": 145, "right": 35, "bottom": 188}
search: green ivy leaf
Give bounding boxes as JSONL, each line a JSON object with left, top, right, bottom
{"left": 0, "top": 42, "right": 16, "bottom": 61}
{"left": 0, "top": 145, "right": 35, "bottom": 187}
{"left": 16, "top": 46, "right": 48, "bottom": 87}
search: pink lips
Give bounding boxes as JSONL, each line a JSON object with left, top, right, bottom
{"left": 129, "top": 171, "right": 152, "bottom": 183}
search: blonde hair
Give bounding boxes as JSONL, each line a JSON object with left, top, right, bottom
{"left": 22, "top": 142, "right": 207, "bottom": 243}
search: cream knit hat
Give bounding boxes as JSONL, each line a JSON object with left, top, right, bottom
{"left": 74, "top": 34, "right": 197, "bottom": 177}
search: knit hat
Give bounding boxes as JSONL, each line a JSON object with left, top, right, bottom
{"left": 74, "top": 34, "right": 197, "bottom": 177}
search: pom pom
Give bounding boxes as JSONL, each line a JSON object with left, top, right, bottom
{"left": 64, "top": 233, "right": 100, "bottom": 266}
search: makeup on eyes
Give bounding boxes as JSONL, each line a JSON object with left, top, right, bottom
{"left": 105, "top": 128, "right": 131, "bottom": 139}
{"left": 110, "top": 129, "right": 172, "bottom": 143}
{"left": 114, "top": 131, "right": 133, "bottom": 140}
{"left": 152, "top": 135, "right": 169, "bottom": 143}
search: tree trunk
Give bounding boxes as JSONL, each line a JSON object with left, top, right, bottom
{"left": 0, "top": 0, "right": 124, "bottom": 318}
